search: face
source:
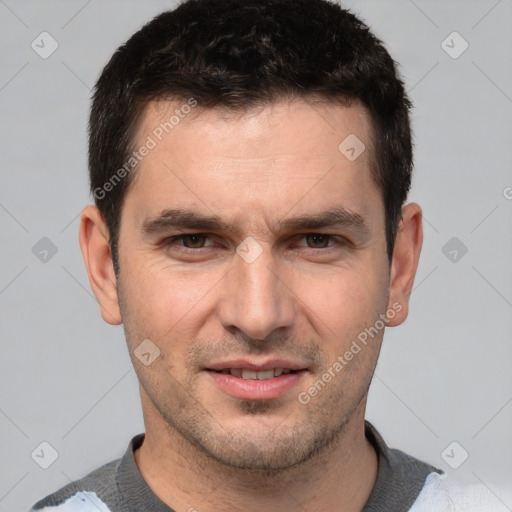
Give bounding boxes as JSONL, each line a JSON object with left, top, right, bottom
{"left": 86, "top": 98, "right": 408, "bottom": 471}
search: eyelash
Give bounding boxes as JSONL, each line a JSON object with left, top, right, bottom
{"left": 163, "top": 233, "right": 347, "bottom": 251}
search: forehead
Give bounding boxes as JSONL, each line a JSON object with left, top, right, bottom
{"left": 137, "top": 97, "right": 374, "bottom": 161}
{"left": 125, "top": 97, "right": 381, "bottom": 230}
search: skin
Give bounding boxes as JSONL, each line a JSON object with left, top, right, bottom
{"left": 80, "top": 98, "right": 423, "bottom": 512}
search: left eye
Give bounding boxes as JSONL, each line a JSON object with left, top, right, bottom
{"left": 298, "top": 234, "right": 336, "bottom": 248}
{"left": 170, "top": 234, "right": 212, "bottom": 248}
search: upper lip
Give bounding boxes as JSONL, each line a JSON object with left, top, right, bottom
{"left": 205, "top": 358, "right": 308, "bottom": 372}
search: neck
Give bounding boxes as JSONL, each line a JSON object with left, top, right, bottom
{"left": 135, "top": 396, "right": 378, "bottom": 512}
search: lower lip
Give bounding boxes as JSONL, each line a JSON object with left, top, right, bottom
{"left": 206, "top": 371, "right": 306, "bottom": 400}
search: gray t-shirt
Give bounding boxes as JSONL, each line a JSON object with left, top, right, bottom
{"left": 30, "top": 420, "right": 444, "bottom": 512}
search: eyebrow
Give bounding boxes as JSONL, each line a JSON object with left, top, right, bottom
{"left": 142, "top": 209, "right": 233, "bottom": 235}
{"left": 141, "top": 207, "right": 371, "bottom": 238}
{"left": 278, "top": 208, "right": 369, "bottom": 236}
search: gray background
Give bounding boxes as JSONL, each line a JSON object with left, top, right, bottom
{"left": 1, "top": 0, "right": 511, "bottom": 510}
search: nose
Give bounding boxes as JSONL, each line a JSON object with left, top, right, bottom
{"left": 217, "top": 246, "right": 296, "bottom": 341}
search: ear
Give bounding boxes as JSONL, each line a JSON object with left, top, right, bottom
{"left": 79, "top": 205, "right": 122, "bottom": 325}
{"left": 386, "top": 202, "right": 423, "bottom": 327}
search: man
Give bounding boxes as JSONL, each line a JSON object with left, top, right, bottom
{"left": 31, "top": 0, "right": 456, "bottom": 510}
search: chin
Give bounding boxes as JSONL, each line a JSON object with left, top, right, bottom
{"left": 177, "top": 414, "right": 338, "bottom": 472}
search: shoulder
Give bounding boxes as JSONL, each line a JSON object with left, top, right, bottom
{"left": 29, "top": 458, "right": 120, "bottom": 511}
{"left": 363, "top": 421, "right": 445, "bottom": 511}
{"left": 365, "top": 423, "right": 502, "bottom": 512}
{"left": 409, "top": 471, "right": 506, "bottom": 511}
{"left": 27, "top": 432, "right": 152, "bottom": 512}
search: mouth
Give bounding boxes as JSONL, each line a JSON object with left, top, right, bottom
{"left": 204, "top": 360, "right": 308, "bottom": 400}
{"left": 209, "top": 368, "right": 299, "bottom": 380}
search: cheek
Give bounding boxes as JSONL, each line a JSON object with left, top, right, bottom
{"left": 290, "top": 265, "right": 387, "bottom": 347}
{"left": 120, "top": 256, "right": 221, "bottom": 339}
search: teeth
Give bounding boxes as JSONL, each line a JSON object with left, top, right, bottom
{"left": 256, "top": 370, "right": 274, "bottom": 380}
{"left": 226, "top": 368, "right": 292, "bottom": 380}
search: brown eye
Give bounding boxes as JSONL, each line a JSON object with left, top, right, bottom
{"left": 181, "top": 234, "right": 207, "bottom": 248}
{"left": 305, "top": 234, "right": 331, "bottom": 248}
